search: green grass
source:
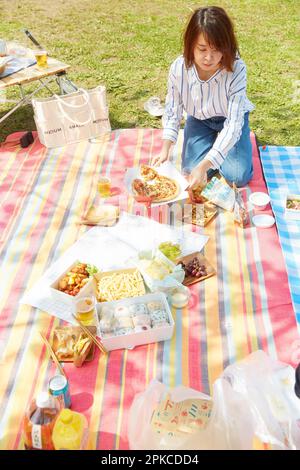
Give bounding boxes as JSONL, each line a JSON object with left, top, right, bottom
{"left": 0, "top": 0, "right": 299, "bottom": 144}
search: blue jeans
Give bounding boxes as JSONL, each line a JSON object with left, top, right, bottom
{"left": 181, "top": 113, "right": 253, "bottom": 187}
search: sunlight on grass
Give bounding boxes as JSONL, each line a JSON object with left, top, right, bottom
{"left": 0, "top": 0, "right": 299, "bottom": 144}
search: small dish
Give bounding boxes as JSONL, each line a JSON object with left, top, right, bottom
{"left": 252, "top": 214, "right": 275, "bottom": 228}
{"left": 249, "top": 192, "right": 270, "bottom": 210}
{"left": 168, "top": 286, "right": 191, "bottom": 308}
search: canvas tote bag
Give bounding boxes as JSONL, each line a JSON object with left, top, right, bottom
{"left": 32, "top": 86, "right": 111, "bottom": 148}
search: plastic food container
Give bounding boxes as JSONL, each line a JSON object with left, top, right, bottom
{"left": 97, "top": 292, "right": 174, "bottom": 351}
{"left": 50, "top": 262, "right": 96, "bottom": 307}
{"left": 249, "top": 192, "right": 270, "bottom": 210}
{"left": 285, "top": 194, "right": 300, "bottom": 220}
{"left": 131, "top": 248, "right": 185, "bottom": 293}
{"left": 168, "top": 286, "right": 191, "bottom": 308}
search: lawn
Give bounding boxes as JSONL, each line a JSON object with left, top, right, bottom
{"left": 0, "top": 0, "right": 299, "bottom": 144}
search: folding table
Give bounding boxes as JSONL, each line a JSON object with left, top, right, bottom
{"left": 0, "top": 46, "right": 71, "bottom": 125}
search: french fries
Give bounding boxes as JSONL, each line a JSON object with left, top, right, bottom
{"left": 97, "top": 270, "right": 145, "bottom": 302}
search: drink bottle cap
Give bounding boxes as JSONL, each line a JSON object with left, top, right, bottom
{"left": 60, "top": 409, "right": 73, "bottom": 424}
{"left": 36, "top": 391, "right": 52, "bottom": 408}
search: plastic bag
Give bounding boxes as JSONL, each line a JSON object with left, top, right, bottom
{"left": 129, "top": 248, "right": 185, "bottom": 293}
{"left": 201, "top": 176, "right": 235, "bottom": 211}
{"left": 222, "top": 350, "right": 300, "bottom": 450}
{"left": 128, "top": 380, "right": 253, "bottom": 450}
{"left": 128, "top": 351, "right": 300, "bottom": 450}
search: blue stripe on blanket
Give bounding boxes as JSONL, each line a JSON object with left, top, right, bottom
{"left": 260, "top": 145, "right": 300, "bottom": 328}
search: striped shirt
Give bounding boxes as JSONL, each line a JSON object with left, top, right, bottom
{"left": 162, "top": 55, "right": 254, "bottom": 169}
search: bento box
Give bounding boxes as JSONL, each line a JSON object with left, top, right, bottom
{"left": 285, "top": 194, "right": 300, "bottom": 220}
{"left": 50, "top": 261, "right": 97, "bottom": 307}
{"left": 97, "top": 292, "right": 174, "bottom": 351}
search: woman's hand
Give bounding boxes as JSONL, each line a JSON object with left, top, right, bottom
{"left": 188, "top": 160, "right": 213, "bottom": 190}
{"left": 151, "top": 139, "right": 173, "bottom": 167}
{"left": 151, "top": 149, "right": 169, "bottom": 167}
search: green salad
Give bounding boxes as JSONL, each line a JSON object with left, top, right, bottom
{"left": 86, "top": 264, "right": 99, "bottom": 276}
{"left": 158, "top": 241, "right": 182, "bottom": 262}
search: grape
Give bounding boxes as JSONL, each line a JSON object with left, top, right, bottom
{"left": 183, "top": 257, "right": 207, "bottom": 278}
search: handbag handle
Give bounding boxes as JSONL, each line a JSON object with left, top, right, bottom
{"left": 55, "top": 88, "right": 95, "bottom": 126}
{"left": 53, "top": 88, "right": 90, "bottom": 108}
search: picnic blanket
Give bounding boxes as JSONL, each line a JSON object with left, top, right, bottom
{"left": 259, "top": 146, "right": 300, "bottom": 327}
{"left": 0, "top": 130, "right": 299, "bottom": 450}
{"left": 0, "top": 56, "right": 36, "bottom": 79}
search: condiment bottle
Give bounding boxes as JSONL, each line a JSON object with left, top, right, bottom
{"left": 23, "top": 392, "right": 60, "bottom": 450}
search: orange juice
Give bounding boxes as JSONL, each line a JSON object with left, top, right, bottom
{"left": 74, "top": 296, "right": 96, "bottom": 325}
{"left": 97, "top": 176, "right": 111, "bottom": 197}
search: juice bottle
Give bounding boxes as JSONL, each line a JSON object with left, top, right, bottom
{"left": 23, "top": 392, "right": 60, "bottom": 450}
{"left": 52, "top": 409, "right": 89, "bottom": 450}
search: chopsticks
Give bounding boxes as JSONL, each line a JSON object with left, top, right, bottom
{"left": 71, "top": 315, "right": 107, "bottom": 355}
{"left": 39, "top": 332, "right": 67, "bottom": 377}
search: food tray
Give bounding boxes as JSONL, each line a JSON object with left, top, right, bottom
{"left": 97, "top": 292, "right": 174, "bottom": 351}
{"left": 285, "top": 194, "right": 300, "bottom": 220}
{"left": 176, "top": 251, "right": 216, "bottom": 286}
{"left": 50, "top": 261, "right": 96, "bottom": 307}
{"left": 50, "top": 326, "right": 96, "bottom": 362}
{"left": 181, "top": 202, "right": 218, "bottom": 227}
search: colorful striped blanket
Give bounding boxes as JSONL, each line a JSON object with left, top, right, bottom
{"left": 0, "top": 130, "right": 298, "bottom": 450}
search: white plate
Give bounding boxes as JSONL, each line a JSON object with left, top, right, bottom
{"left": 249, "top": 192, "right": 270, "bottom": 209}
{"left": 252, "top": 214, "right": 275, "bottom": 228}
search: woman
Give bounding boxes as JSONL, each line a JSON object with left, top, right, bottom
{"left": 151, "top": 6, "right": 254, "bottom": 189}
